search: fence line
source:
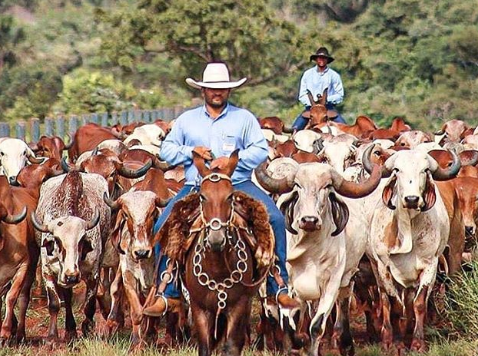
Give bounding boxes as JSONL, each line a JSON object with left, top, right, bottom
{"left": 0, "top": 106, "right": 185, "bottom": 142}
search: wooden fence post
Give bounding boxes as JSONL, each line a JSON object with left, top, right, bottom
{"left": 55, "top": 116, "right": 65, "bottom": 139}
{"left": 110, "top": 112, "right": 118, "bottom": 126}
{"left": 0, "top": 123, "right": 9, "bottom": 137}
{"left": 90, "top": 113, "right": 99, "bottom": 125}
{"left": 68, "top": 116, "right": 78, "bottom": 137}
{"left": 45, "top": 117, "right": 54, "bottom": 136}
{"left": 142, "top": 110, "right": 151, "bottom": 123}
{"left": 30, "top": 118, "right": 40, "bottom": 142}
{"left": 101, "top": 113, "right": 108, "bottom": 127}
{"left": 15, "top": 121, "right": 26, "bottom": 141}
{"left": 120, "top": 111, "right": 128, "bottom": 126}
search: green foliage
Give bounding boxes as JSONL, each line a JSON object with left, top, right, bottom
{"left": 54, "top": 69, "right": 137, "bottom": 115}
{"left": 445, "top": 260, "right": 478, "bottom": 339}
{"left": 0, "top": 63, "right": 62, "bottom": 121}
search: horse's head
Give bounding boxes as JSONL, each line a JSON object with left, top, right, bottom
{"left": 306, "top": 88, "right": 329, "bottom": 129}
{"left": 193, "top": 149, "right": 239, "bottom": 252}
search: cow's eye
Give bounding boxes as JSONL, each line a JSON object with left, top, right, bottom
{"left": 0, "top": 152, "right": 4, "bottom": 156}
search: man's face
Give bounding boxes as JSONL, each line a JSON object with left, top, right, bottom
{"left": 315, "top": 56, "right": 328, "bottom": 68}
{"left": 203, "top": 88, "right": 231, "bottom": 108}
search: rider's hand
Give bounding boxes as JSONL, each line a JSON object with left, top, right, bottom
{"left": 210, "top": 157, "right": 229, "bottom": 170}
{"left": 192, "top": 146, "right": 213, "bottom": 161}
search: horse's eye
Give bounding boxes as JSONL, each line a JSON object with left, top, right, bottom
{"left": 200, "top": 194, "right": 206, "bottom": 202}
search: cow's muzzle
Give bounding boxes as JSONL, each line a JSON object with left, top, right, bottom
{"left": 403, "top": 195, "right": 420, "bottom": 210}
{"left": 133, "top": 249, "right": 152, "bottom": 261}
{"left": 62, "top": 272, "right": 80, "bottom": 286}
{"left": 299, "top": 216, "right": 320, "bottom": 232}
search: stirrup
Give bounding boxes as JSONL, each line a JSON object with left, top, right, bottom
{"left": 275, "top": 286, "right": 289, "bottom": 306}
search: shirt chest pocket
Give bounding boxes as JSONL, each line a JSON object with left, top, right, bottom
{"left": 221, "top": 135, "right": 237, "bottom": 156}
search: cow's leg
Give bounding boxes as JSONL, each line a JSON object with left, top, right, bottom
{"left": 309, "top": 279, "right": 342, "bottom": 356}
{"left": 332, "top": 287, "right": 354, "bottom": 356}
{"left": 191, "top": 304, "right": 213, "bottom": 356}
{"left": 410, "top": 285, "right": 429, "bottom": 352}
{"left": 62, "top": 287, "right": 77, "bottom": 341}
{"left": 0, "top": 264, "right": 28, "bottom": 344}
{"left": 81, "top": 277, "right": 99, "bottom": 337}
{"left": 122, "top": 272, "right": 145, "bottom": 348}
{"left": 105, "top": 266, "right": 123, "bottom": 337}
{"left": 16, "top": 248, "right": 40, "bottom": 343}
{"left": 45, "top": 278, "right": 61, "bottom": 344}
{"left": 380, "top": 291, "right": 393, "bottom": 350}
{"left": 222, "top": 297, "right": 251, "bottom": 356}
{"left": 97, "top": 267, "right": 114, "bottom": 320}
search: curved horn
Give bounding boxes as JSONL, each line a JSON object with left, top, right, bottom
{"left": 282, "top": 125, "right": 296, "bottom": 134}
{"left": 254, "top": 161, "right": 295, "bottom": 194}
{"left": 103, "top": 192, "right": 120, "bottom": 211}
{"left": 432, "top": 149, "right": 461, "bottom": 181}
{"left": 434, "top": 129, "right": 445, "bottom": 136}
{"left": 30, "top": 211, "right": 49, "bottom": 233}
{"left": 152, "top": 157, "right": 175, "bottom": 171}
{"left": 27, "top": 153, "right": 45, "bottom": 164}
{"left": 3, "top": 206, "right": 27, "bottom": 224}
{"left": 155, "top": 196, "right": 172, "bottom": 208}
{"left": 64, "top": 133, "right": 74, "bottom": 149}
{"left": 332, "top": 164, "right": 381, "bottom": 198}
{"left": 61, "top": 157, "right": 71, "bottom": 172}
{"left": 362, "top": 144, "right": 393, "bottom": 178}
{"left": 85, "top": 209, "right": 100, "bottom": 230}
{"left": 460, "top": 150, "right": 478, "bottom": 166}
{"left": 119, "top": 159, "right": 152, "bottom": 178}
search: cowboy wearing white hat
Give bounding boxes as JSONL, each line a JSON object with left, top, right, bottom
{"left": 186, "top": 62, "right": 247, "bottom": 89}
{"left": 143, "top": 62, "right": 299, "bottom": 317}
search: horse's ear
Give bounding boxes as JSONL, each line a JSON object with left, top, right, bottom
{"left": 224, "top": 149, "right": 240, "bottom": 177}
{"left": 193, "top": 151, "right": 211, "bottom": 177}
{"left": 320, "top": 88, "right": 328, "bottom": 106}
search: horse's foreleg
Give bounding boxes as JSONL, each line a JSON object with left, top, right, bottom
{"left": 191, "top": 303, "right": 213, "bottom": 356}
{"left": 222, "top": 297, "right": 251, "bottom": 356}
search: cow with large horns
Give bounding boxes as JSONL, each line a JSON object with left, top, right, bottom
{"left": 32, "top": 171, "right": 111, "bottom": 343}
{"left": 362, "top": 148, "right": 460, "bottom": 352}
{"left": 255, "top": 157, "right": 382, "bottom": 356}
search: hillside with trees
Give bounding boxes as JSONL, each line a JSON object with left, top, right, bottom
{"left": 0, "top": 0, "right": 477, "bottom": 130}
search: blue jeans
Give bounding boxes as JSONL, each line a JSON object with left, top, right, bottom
{"left": 292, "top": 104, "right": 346, "bottom": 130}
{"left": 153, "top": 180, "right": 289, "bottom": 298}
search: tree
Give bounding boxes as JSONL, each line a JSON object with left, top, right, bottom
{"left": 97, "top": 0, "right": 310, "bottom": 87}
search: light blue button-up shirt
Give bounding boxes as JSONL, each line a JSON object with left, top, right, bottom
{"left": 298, "top": 66, "right": 344, "bottom": 107}
{"left": 160, "top": 103, "right": 268, "bottom": 185}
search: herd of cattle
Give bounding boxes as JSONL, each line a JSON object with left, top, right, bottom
{"left": 0, "top": 114, "right": 477, "bottom": 355}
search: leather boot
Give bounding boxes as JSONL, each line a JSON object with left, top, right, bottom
{"left": 143, "top": 295, "right": 181, "bottom": 317}
{"left": 277, "top": 293, "right": 300, "bottom": 309}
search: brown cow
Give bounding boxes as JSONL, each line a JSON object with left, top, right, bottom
{"left": 0, "top": 175, "right": 38, "bottom": 343}
{"left": 104, "top": 190, "right": 169, "bottom": 347}
{"left": 29, "top": 136, "right": 66, "bottom": 161}
{"left": 67, "top": 123, "right": 120, "bottom": 162}
{"left": 259, "top": 116, "right": 294, "bottom": 134}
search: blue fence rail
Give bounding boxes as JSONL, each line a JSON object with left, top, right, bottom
{"left": 0, "top": 106, "right": 185, "bottom": 142}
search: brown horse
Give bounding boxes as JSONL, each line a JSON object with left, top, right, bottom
{"left": 165, "top": 150, "right": 273, "bottom": 356}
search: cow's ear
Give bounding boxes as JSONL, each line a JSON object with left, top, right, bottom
{"left": 111, "top": 211, "right": 126, "bottom": 255}
{"left": 382, "top": 173, "right": 397, "bottom": 210}
{"left": 42, "top": 238, "right": 55, "bottom": 256}
{"left": 279, "top": 191, "right": 299, "bottom": 234}
{"left": 329, "top": 193, "right": 349, "bottom": 236}
{"left": 80, "top": 237, "right": 93, "bottom": 261}
{"left": 422, "top": 171, "right": 436, "bottom": 212}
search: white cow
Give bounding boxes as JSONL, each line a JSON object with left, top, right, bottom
{"left": 123, "top": 124, "right": 165, "bottom": 147}
{"left": 0, "top": 138, "right": 44, "bottom": 184}
{"left": 256, "top": 160, "right": 381, "bottom": 355}
{"left": 367, "top": 149, "right": 459, "bottom": 351}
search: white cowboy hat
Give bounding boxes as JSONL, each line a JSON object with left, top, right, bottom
{"left": 186, "top": 62, "right": 247, "bottom": 89}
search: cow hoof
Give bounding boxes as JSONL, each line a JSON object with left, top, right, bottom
{"left": 81, "top": 320, "right": 94, "bottom": 336}
{"left": 410, "top": 339, "right": 426, "bottom": 353}
{"left": 45, "top": 338, "right": 60, "bottom": 350}
{"left": 65, "top": 330, "right": 78, "bottom": 343}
